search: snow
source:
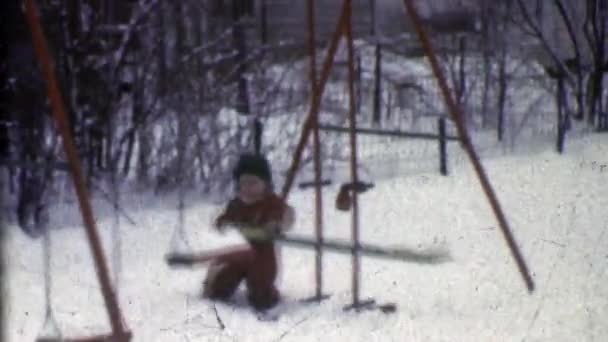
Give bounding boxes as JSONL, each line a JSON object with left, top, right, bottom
{"left": 3, "top": 132, "right": 608, "bottom": 341}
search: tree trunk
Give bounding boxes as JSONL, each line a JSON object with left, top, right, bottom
{"left": 584, "top": 0, "right": 607, "bottom": 129}
{"left": 136, "top": 128, "right": 150, "bottom": 184}
{"left": 157, "top": 0, "right": 166, "bottom": 97}
{"left": 457, "top": 36, "right": 467, "bottom": 126}
{"left": 260, "top": 0, "right": 268, "bottom": 45}
{"left": 497, "top": 54, "right": 507, "bottom": 142}
{"left": 122, "top": 77, "right": 142, "bottom": 176}
{"left": 233, "top": 1, "right": 250, "bottom": 115}
{"left": 480, "top": 0, "right": 492, "bottom": 128}
{"left": 174, "top": 0, "right": 189, "bottom": 185}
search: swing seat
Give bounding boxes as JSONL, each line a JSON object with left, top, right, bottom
{"left": 341, "top": 181, "right": 374, "bottom": 193}
{"left": 298, "top": 179, "right": 333, "bottom": 189}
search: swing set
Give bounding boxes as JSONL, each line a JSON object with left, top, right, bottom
{"left": 166, "top": 0, "right": 535, "bottom": 316}
{"left": 21, "top": 0, "right": 535, "bottom": 339}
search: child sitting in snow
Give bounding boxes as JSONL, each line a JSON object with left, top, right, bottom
{"left": 203, "top": 153, "right": 295, "bottom": 310}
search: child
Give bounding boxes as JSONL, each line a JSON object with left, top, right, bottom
{"left": 203, "top": 153, "right": 295, "bottom": 310}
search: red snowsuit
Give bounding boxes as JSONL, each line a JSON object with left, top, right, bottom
{"left": 203, "top": 193, "right": 293, "bottom": 310}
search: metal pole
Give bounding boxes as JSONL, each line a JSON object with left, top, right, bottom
{"left": 280, "top": 1, "right": 349, "bottom": 199}
{"left": 306, "top": 0, "right": 325, "bottom": 300}
{"left": 401, "top": 0, "right": 535, "bottom": 292}
{"left": 344, "top": 0, "right": 362, "bottom": 307}
{"left": 318, "top": 124, "right": 460, "bottom": 141}
{"left": 24, "top": 0, "right": 130, "bottom": 338}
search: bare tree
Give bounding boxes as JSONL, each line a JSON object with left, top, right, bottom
{"left": 582, "top": 0, "right": 608, "bottom": 129}
{"left": 513, "top": 0, "right": 607, "bottom": 129}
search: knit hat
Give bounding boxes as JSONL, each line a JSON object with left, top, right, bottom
{"left": 232, "top": 153, "right": 273, "bottom": 185}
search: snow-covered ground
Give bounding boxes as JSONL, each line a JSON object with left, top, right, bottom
{"left": 3, "top": 132, "right": 608, "bottom": 341}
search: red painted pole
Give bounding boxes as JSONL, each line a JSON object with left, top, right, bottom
{"left": 344, "top": 0, "right": 362, "bottom": 307}
{"left": 24, "top": 0, "right": 131, "bottom": 339}
{"left": 401, "top": 0, "right": 535, "bottom": 292}
{"left": 280, "top": 1, "right": 349, "bottom": 200}
{"left": 306, "top": 0, "right": 326, "bottom": 300}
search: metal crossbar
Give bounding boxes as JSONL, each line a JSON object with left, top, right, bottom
{"left": 318, "top": 124, "right": 460, "bottom": 141}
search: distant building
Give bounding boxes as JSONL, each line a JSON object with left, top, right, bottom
{"left": 209, "top": 0, "right": 479, "bottom": 47}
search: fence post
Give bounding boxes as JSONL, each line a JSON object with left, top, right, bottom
{"left": 556, "top": 78, "right": 565, "bottom": 154}
{"left": 438, "top": 117, "right": 448, "bottom": 175}
{"left": 254, "top": 118, "right": 263, "bottom": 155}
{"left": 556, "top": 121, "right": 565, "bottom": 154}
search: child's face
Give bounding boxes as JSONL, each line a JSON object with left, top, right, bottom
{"left": 237, "top": 174, "right": 267, "bottom": 204}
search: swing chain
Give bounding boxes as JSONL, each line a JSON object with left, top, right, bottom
{"left": 170, "top": 183, "right": 191, "bottom": 252}
{"left": 169, "top": 107, "right": 190, "bottom": 252}
{"left": 170, "top": 119, "right": 191, "bottom": 253}
{"left": 110, "top": 167, "right": 122, "bottom": 294}
{"left": 38, "top": 222, "right": 62, "bottom": 340}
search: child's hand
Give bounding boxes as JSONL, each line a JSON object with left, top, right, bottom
{"left": 264, "top": 221, "right": 284, "bottom": 235}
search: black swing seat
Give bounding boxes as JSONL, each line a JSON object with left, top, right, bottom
{"left": 339, "top": 181, "right": 374, "bottom": 194}
{"left": 36, "top": 330, "right": 132, "bottom": 342}
{"left": 298, "top": 179, "right": 333, "bottom": 189}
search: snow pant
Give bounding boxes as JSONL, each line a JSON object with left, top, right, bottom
{"left": 203, "top": 243, "right": 279, "bottom": 310}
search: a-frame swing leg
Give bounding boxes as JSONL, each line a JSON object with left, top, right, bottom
{"left": 24, "top": 0, "right": 132, "bottom": 339}
{"left": 341, "top": 0, "right": 396, "bottom": 314}
{"left": 343, "top": 0, "right": 368, "bottom": 312}
{"left": 400, "top": 0, "right": 535, "bottom": 292}
{"left": 302, "top": 0, "right": 332, "bottom": 304}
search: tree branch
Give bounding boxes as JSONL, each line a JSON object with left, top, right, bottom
{"left": 514, "top": 0, "right": 576, "bottom": 85}
{"left": 552, "top": 0, "right": 582, "bottom": 67}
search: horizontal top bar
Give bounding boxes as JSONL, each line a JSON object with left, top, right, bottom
{"left": 318, "top": 124, "right": 460, "bottom": 141}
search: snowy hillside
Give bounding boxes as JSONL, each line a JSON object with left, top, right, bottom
{"left": 3, "top": 132, "right": 607, "bottom": 341}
